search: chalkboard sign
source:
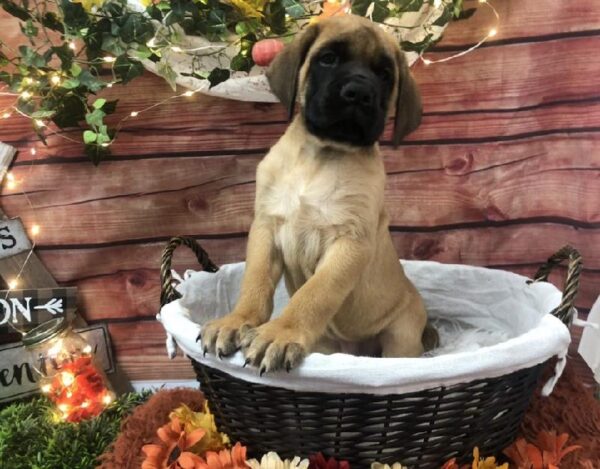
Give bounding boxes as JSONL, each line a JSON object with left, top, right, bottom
{"left": 0, "top": 218, "right": 32, "bottom": 260}
{"left": 0, "top": 287, "right": 77, "bottom": 334}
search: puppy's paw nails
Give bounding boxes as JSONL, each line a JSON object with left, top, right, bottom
{"left": 283, "top": 342, "right": 306, "bottom": 372}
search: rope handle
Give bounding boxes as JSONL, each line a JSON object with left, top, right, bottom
{"left": 532, "top": 245, "right": 582, "bottom": 324}
{"left": 160, "top": 237, "right": 219, "bottom": 307}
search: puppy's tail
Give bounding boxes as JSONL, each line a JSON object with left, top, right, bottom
{"left": 422, "top": 321, "right": 439, "bottom": 352}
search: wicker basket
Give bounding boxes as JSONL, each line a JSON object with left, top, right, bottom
{"left": 160, "top": 239, "right": 582, "bottom": 468}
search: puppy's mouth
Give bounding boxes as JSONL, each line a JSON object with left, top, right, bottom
{"left": 304, "top": 106, "right": 383, "bottom": 147}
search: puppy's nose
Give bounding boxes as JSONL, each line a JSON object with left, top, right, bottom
{"left": 340, "top": 81, "right": 374, "bottom": 107}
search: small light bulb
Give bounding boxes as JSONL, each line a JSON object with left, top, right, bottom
{"left": 103, "top": 56, "right": 116, "bottom": 63}
{"left": 130, "top": 111, "right": 139, "bottom": 117}
{"left": 479, "top": 0, "right": 487, "bottom": 3}
{"left": 34, "top": 119, "right": 46, "bottom": 127}
{"left": 61, "top": 371, "right": 75, "bottom": 387}
{"left": 147, "top": 38, "right": 156, "bottom": 47}
{"left": 69, "top": 41, "right": 76, "bottom": 50}
{"left": 41, "top": 384, "right": 52, "bottom": 393}
{"left": 83, "top": 345, "right": 92, "bottom": 354}
{"left": 30, "top": 148, "right": 37, "bottom": 155}
{"left": 66, "top": 391, "right": 73, "bottom": 398}
{"left": 81, "top": 401, "right": 90, "bottom": 408}
{"left": 21, "top": 91, "right": 32, "bottom": 100}
{"left": 101, "top": 143, "right": 110, "bottom": 147}
{"left": 2, "top": 112, "right": 10, "bottom": 119}
{"left": 8, "top": 279, "right": 18, "bottom": 290}
{"left": 434, "top": 0, "right": 442, "bottom": 7}
{"left": 183, "top": 90, "right": 194, "bottom": 97}
{"left": 23, "top": 77, "right": 32, "bottom": 85}
{"left": 106, "top": 82, "right": 114, "bottom": 88}
{"left": 51, "top": 75, "right": 61, "bottom": 85}
{"left": 488, "top": 28, "right": 498, "bottom": 37}
{"left": 171, "top": 46, "right": 182, "bottom": 53}
{"left": 102, "top": 393, "right": 113, "bottom": 405}
{"left": 422, "top": 58, "right": 432, "bottom": 65}
{"left": 31, "top": 224, "right": 40, "bottom": 236}
{"left": 58, "top": 404, "right": 70, "bottom": 412}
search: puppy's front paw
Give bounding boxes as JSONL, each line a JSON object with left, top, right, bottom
{"left": 240, "top": 320, "right": 308, "bottom": 374}
{"left": 199, "top": 315, "right": 254, "bottom": 358}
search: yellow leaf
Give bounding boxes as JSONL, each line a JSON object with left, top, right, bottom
{"left": 170, "top": 402, "right": 231, "bottom": 455}
{"left": 226, "top": 0, "right": 266, "bottom": 18}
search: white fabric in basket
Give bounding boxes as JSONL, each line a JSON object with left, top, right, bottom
{"left": 158, "top": 260, "right": 570, "bottom": 395}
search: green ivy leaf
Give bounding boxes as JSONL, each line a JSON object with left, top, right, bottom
{"left": 401, "top": 33, "right": 435, "bottom": 52}
{"left": 61, "top": 78, "right": 80, "bottom": 89}
{"left": 59, "top": 0, "right": 90, "bottom": 31}
{"left": 70, "top": 63, "right": 82, "bottom": 77}
{"left": 394, "top": 0, "right": 424, "bottom": 13}
{"left": 119, "top": 14, "right": 154, "bottom": 44}
{"left": 85, "top": 142, "right": 110, "bottom": 165}
{"left": 19, "top": 46, "right": 47, "bottom": 68}
{"left": 31, "top": 110, "right": 56, "bottom": 118}
{"left": 432, "top": 5, "right": 452, "bottom": 26}
{"left": 79, "top": 70, "right": 105, "bottom": 91}
{"left": 207, "top": 67, "right": 230, "bottom": 88}
{"left": 157, "top": 59, "right": 178, "bottom": 91}
{"left": 102, "top": 99, "right": 119, "bottom": 114}
{"left": 113, "top": 56, "right": 144, "bottom": 84}
{"left": 21, "top": 19, "right": 39, "bottom": 38}
{"left": 52, "top": 94, "right": 86, "bottom": 128}
{"left": 83, "top": 130, "right": 97, "bottom": 143}
{"left": 85, "top": 108, "right": 106, "bottom": 127}
{"left": 230, "top": 53, "right": 253, "bottom": 73}
{"left": 282, "top": 0, "right": 305, "bottom": 19}
{"left": 93, "top": 98, "right": 107, "bottom": 109}
{"left": 101, "top": 36, "right": 127, "bottom": 56}
{"left": 51, "top": 44, "right": 75, "bottom": 71}
{"left": 265, "top": 0, "right": 286, "bottom": 35}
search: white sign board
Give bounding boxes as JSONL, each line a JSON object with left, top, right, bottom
{"left": 0, "top": 324, "right": 115, "bottom": 403}
{"left": 0, "top": 218, "right": 32, "bottom": 260}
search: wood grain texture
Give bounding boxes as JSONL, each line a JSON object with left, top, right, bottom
{"left": 0, "top": 0, "right": 598, "bottom": 380}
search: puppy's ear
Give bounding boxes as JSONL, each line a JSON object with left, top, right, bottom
{"left": 392, "top": 53, "right": 422, "bottom": 147}
{"left": 266, "top": 24, "right": 320, "bottom": 120}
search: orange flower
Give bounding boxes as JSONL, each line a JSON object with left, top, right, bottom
{"left": 310, "top": 0, "right": 350, "bottom": 24}
{"left": 197, "top": 442, "right": 248, "bottom": 469}
{"left": 142, "top": 417, "right": 207, "bottom": 469}
{"left": 504, "top": 431, "right": 581, "bottom": 469}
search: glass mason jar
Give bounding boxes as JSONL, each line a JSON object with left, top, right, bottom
{"left": 23, "top": 317, "right": 114, "bottom": 422}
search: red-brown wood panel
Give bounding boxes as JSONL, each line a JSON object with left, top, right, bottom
{"left": 0, "top": 0, "right": 598, "bottom": 380}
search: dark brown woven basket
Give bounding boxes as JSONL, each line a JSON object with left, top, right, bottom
{"left": 160, "top": 240, "right": 582, "bottom": 468}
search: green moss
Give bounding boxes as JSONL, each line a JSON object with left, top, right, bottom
{"left": 0, "top": 391, "right": 151, "bottom": 469}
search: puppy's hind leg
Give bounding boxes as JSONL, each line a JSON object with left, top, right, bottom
{"left": 379, "top": 308, "right": 426, "bottom": 358}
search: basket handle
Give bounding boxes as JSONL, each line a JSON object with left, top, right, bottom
{"left": 160, "top": 236, "right": 219, "bottom": 307}
{"left": 532, "top": 245, "right": 582, "bottom": 324}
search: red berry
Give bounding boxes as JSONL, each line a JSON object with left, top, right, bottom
{"left": 252, "top": 39, "right": 285, "bottom": 67}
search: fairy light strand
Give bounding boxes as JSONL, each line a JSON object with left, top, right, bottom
{"left": 420, "top": 0, "right": 500, "bottom": 65}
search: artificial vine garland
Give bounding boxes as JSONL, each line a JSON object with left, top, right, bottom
{"left": 0, "top": 0, "right": 472, "bottom": 163}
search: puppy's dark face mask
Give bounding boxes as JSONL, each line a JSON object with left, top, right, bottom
{"left": 266, "top": 16, "right": 422, "bottom": 148}
{"left": 303, "top": 41, "right": 395, "bottom": 146}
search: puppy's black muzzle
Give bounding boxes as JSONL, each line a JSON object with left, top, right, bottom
{"left": 304, "top": 63, "right": 389, "bottom": 147}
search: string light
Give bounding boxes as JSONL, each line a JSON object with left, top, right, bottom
{"left": 20, "top": 91, "right": 32, "bottom": 100}
{"left": 50, "top": 75, "right": 61, "bottom": 85}
{"left": 31, "top": 224, "right": 40, "bottom": 236}
{"left": 171, "top": 46, "right": 182, "bottom": 52}
{"left": 83, "top": 345, "right": 92, "bottom": 354}
{"left": 30, "top": 148, "right": 37, "bottom": 155}
{"left": 34, "top": 119, "right": 46, "bottom": 127}
{"left": 130, "top": 111, "right": 139, "bottom": 117}
{"left": 106, "top": 82, "right": 114, "bottom": 88}
{"left": 61, "top": 371, "right": 75, "bottom": 386}
{"left": 2, "top": 112, "right": 10, "bottom": 119}
{"left": 5, "top": 172, "right": 16, "bottom": 190}
{"left": 41, "top": 384, "right": 52, "bottom": 393}
{"left": 103, "top": 56, "right": 116, "bottom": 63}
{"left": 81, "top": 401, "right": 90, "bottom": 408}
{"left": 183, "top": 91, "right": 194, "bottom": 97}
{"left": 102, "top": 393, "right": 113, "bottom": 405}
{"left": 420, "top": 0, "right": 500, "bottom": 65}
{"left": 8, "top": 279, "right": 18, "bottom": 290}
{"left": 69, "top": 41, "right": 76, "bottom": 50}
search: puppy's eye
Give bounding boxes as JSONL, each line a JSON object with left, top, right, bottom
{"left": 379, "top": 68, "right": 393, "bottom": 82}
{"left": 318, "top": 51, "right": 338, "bottom": 67}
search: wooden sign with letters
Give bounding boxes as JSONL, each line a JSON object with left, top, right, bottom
{"left": 0, "top": 287, "right": 77, "bottom": 335}
{"left": 0, "top": 324, "right": 115, "bottom": 403}
{"left": 0, "top": 218, "right": 32, "bottom": 260}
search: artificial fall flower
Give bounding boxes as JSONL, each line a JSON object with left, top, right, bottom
{"left": 246, "top": 452, "right": 310, "bottom": 469}
{"left": 503, "top": 431, "right": 581, "bottom": 469}
{"left": 371, "top": 463, "right": 407, "bottom": 469}
{"left": 198, "top": 442, "right": 247, "bottom": 469}
{"left": 171, "top": 402, "right": 231, "bottom": 454}
{"left": 310, "top": 0, "right": 350, "bottom": 24}
{"left": 471, "top": 447, "right": 508, "bottom": 469}
{"left": 141, "top": 417, "right": 207, "bottom": 469}
{"left": 309, "top": 452, "right": 350, "bottom": 469}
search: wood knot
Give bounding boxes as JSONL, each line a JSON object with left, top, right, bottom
{"left": 413, "top": 239, "right": 443, "bottom": 259}
{"left": 445, "top": 152, "right": 475, "bottom": 175}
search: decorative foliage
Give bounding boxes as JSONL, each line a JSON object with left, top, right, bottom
{"left": 309, "top": 452, "right": 350, "bottom": 469}
{"left": 170, "top": 402, "right": 231, "bottom": 454}
{"left": 0, "top": 0, "right": 469, "bottom": 162}
{"left": 371, "top": 463, "right": 408, "bottom": 469}
{"left": 441, "top": 447, "right": 508, "bottom": 469}
{"left": 142, "top": 416, "right": 208, "bottom": 469}
{"left": 198, "top": 442, "right": 248, "bottom": 469}
{"left": 503, "top": 431, "right": 582, "bottom": 469}
{"left": 0, "top": 391, "right": 151, "bottom": 469}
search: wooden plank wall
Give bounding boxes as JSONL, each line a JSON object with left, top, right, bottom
{"left": 1, "top": 0, "right": 599, "bottom": 381}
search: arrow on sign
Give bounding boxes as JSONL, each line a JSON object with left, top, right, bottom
{"left": 34, "top": 298, "right": 64, "bottom": 315}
